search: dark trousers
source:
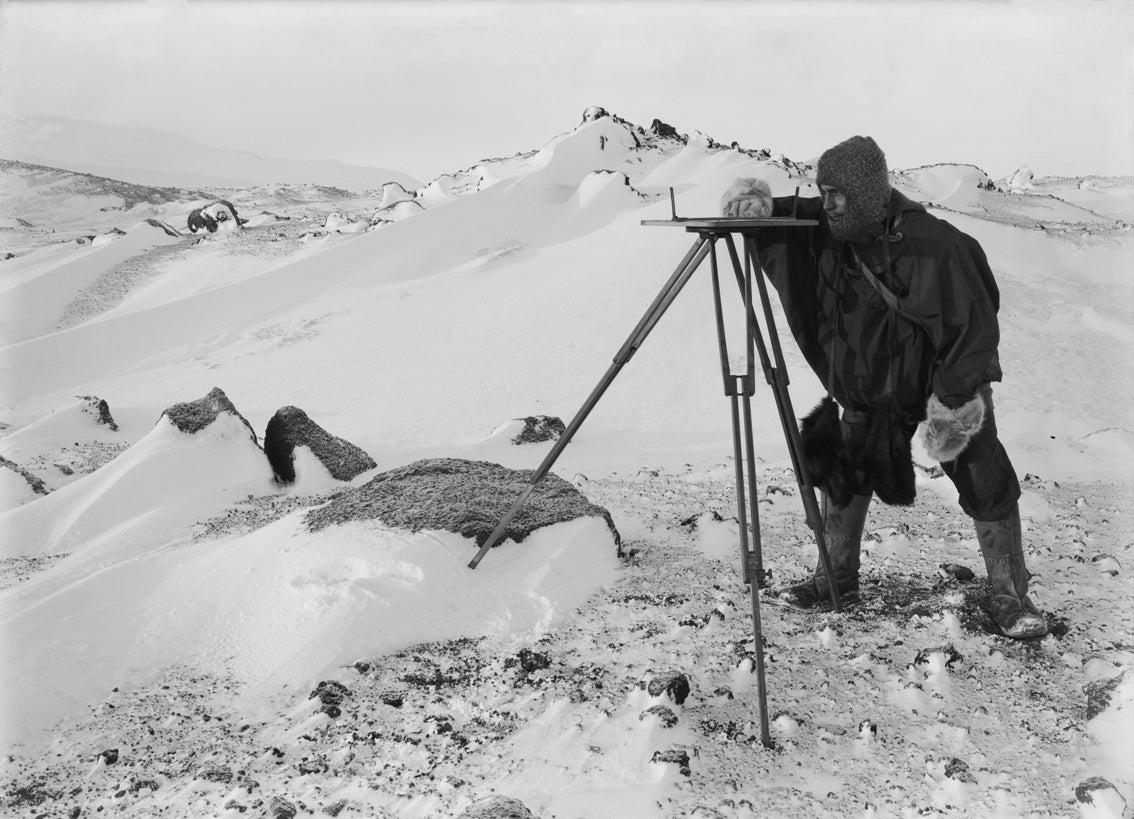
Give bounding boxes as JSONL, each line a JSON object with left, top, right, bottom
{"left": 841, "top": 384, "right": 1021, "bottom": 521}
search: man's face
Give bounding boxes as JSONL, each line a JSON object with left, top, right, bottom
{"left": 819, "top": 184, "right": 849, "bottom": 225}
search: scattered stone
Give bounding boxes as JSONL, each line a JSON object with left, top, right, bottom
{"left": 506, "top": 648, "right": 551, "bottom": 675}
{"left": 913, "top": 645, "right": 964, "bottom": 670}
{"left": 310, "top": 680, "right": 351, "bottom": 708}
{"left": 648, "top": 672, "right": 691, "bottom": 705}
{"left": 159, "top": 387, "right": 259, "bottom": 444}
{"left": 323, "top": 801, "right": 349, "bottom": 817}
{"left": 297, "top": 758, "right": 328, "bottom": 775}
{"left": 509, "top": 415, "right": 566, "bottom": 445}
{"left": 1085, "top": 673, "right": 1126, "bottom": 720}
{"left": 305, "top": 458, "right": 621, "bottom": 552}
{"left": 639, "top": 705, "right": 679, "bottom": 728}
{"left": 651, "top": 748, "right": 692, "bottom": 776}
{"left": 457, "top": 794, "right": 537, "bottom": 819}
{"left": 78, "top": 395, "right": 119, "bottom": 431}
{"left": 944, "top": 757, "right": 977, "bottom": 784}
{"left": 223, "top": 799, "right": 247, "bottom": 813}
{"left": 379, "top": 691, "right": 405, "bottom": 708}
{"left": 1074, "top": 777, "right": 1126, "bottom": 815}
{"left": 264, "top": 405, "right": 375, "bottom": 483}
{"left": 268, "top": 795, "right": 298, "bottom": 819}
{"left": 98, "top": 748, "right": 119, "bottom": 765}
{"left": 938, "top": 563, "right": 975, "bottom": 582}
{"left": 195, "top": 763, "right": 232, "bottom": 783}
{"left": 858, "top": 720, "right": 878, "bottom": 738}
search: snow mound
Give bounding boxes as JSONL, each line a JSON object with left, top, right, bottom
{"left": 377, "top": 182, "right": 415, "bottom": 209}
{"left": 893, "top": 164, "right": 989, "bottom": 208}
{"left": 530, "top": 117, "right": 643, "bottom": 187}
{"left": 572, "top": 171, "right": 649, "bottom": 209}
{"left": 323, "top": 211, "right": 369, "bottom": 234}
{"left": 372, "top": 199, "right": 424, "bottom": 222}
{"left": 999, "top": 166, "right": 1036, "bottom": 193}
{"left": 0, "top": 404, "right": 272, "bottom": 557}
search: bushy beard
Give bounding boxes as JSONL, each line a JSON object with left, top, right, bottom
{"left": 826, "top": 200, "right": 886, "bottom": 243}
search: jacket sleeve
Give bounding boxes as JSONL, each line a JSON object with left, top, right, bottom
{"left": 899, "top": 235, "right": 1000, "bottom": 404}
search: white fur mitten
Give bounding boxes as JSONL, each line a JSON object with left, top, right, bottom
{"left": 920, "top": 393, "right": 986, "bottom": 462}
{"left": 720, "top": 178, "right": 773, "bottom": 217}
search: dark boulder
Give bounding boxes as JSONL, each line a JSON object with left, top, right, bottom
{"left": 264, "top": 406, "right": 375, "bottom": 484}
{"left": 304, "top": 458, "right": 621, "bottom": 552}
{"left": 159, "top": 387, "right": 259, "bottom": 445}
{"left": 187, "top": 200, "right": 243, "bottom": 234}
{"left": 648, "top": 672, "right": 691, "bottom": 705}
{"left": 510, "top": 415, "right": 566, "bottom": 445}
{"left": 650, "top": 119, "right": 682, "bottom": 140}
{"left": 457, "top": 796, "right": 537, "bottom": 819}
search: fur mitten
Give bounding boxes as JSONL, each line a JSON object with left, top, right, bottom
{"left": 859, "top": 395, "right": 916, "bottom": 506}
{"left": 800, "top": 396, "right": 854, "bottom": 507}
{"left": 921, "top": 393, "right": 986, "bottom": 462}
{"left": 720, "top": 178, "right": 773, "bottom": 217}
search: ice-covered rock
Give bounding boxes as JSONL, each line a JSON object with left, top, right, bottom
{"left": 187, "top": 200, "right": 242, "bottom": 234}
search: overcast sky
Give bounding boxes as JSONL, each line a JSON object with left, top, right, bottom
{"left": 1, "top": 0, "right": 1131, "bottom": 181}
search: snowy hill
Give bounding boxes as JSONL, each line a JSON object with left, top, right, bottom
{"left": 0, "top": 113, "right": 420, "bottom": 192}
{"left": 1, "top": 109, "right": 1132, "bottom": 819}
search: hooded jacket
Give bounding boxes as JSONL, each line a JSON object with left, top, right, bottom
{"left": 753, "top": 189, "right": 1002, "bottom": 414}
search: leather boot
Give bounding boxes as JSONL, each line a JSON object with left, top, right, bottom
{"left": 974, "top": 505, "right": 1048, "bottom": 639}
{"left": 777, "top": 493, "right": 871, "bottom": 608}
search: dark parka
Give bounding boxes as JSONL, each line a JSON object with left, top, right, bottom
{"left": 754, "top": 190, "right": 1003, "bottom": 415}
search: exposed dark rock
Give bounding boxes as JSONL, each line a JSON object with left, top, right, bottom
{"left": 1075, "top": 777, "right": 1125, "bottom": 810}
{"left": 944, "top": 757, "right": 977, "bottom": 783}
{"left": 0, "top": 455, "right": 51, "bottom": 496}
{"left": 304, "top": 458, "right": 621, "bottom": 552}
{"left": 310, "top": 680, "right": 350, "bottom": 718}
{"left": 195, "top": 763, "right": 232, "bottom": 783}
{"left": 639, "top": 705, "right": 679, "bottom": 728}
{"left": 457, "top": 795, "right": 537, "bottom": 819}
{"left": 144, "top": 218, "right": 182, "bottom": 238}
{"left": 581, "top": 106, "right": 609, "bottom": 123}
{"left": 268, "top": 795, "right": 298, "bottom": 819}
{"left": 648, "top": 671, "right": 691, "bottom": 705}
{"left": 938, "top": 563, "right": 975, "bottom": 582}
{"left": 98, "top": 749, "right": 118, "bottom": 765}
{"left": 650, "top": 119, "right": 683, "bottom": 140}
{"left": 1085, "top": 673, "right": 1126, "bottom": 720}
{"left": 379, "top": 691, "right": 405, "bottom": 708}
{"left": 324, "top": 801, "right": 349, "bottom": 817}
{"left": 159, "top": 387, "right": 259, "bottom": 445}
{"left": 509, "top": 415, "right": 566, "bottom": 445}
{"left": 651, "top": 748, "right": 691, "bottom": 776}
{"left": 913, "top": 645, "right": 963, "bottom": 670}
{"left": 264, "top": 406, "right": 375, "bottom": 484}
{"left": 78, "top": 394, "right": 119, "bottom": 431}
{"left": 187, "top": 200, "right": 243, "bottom": 234}
{"left": 506, "top": 648, "right": 551, "bottom": 675}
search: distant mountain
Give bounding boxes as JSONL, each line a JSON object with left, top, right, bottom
{"left": 0, "top": 113, "right": 419, "bottom": 192}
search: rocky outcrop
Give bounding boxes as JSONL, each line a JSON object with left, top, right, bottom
{"left": 305, "top": 458, "right": 621, "bottom": 552}
{"left": 159, "top": 387, "right": 259, "bottom": 445}
{"left": 650, "top": 118, "right": 683, "bottom": 141}
{"left": 0, "top": 455, "right": 51, "bottom": 496}
{"left": 78, "top": 394, "right": 119, "bottom": 431}
{"left": 511, "top": 415, "right": 566, "bottom": 445}
{"left": 581, "top": 106, "right": 609, "bottom": 123}
{"left": 144, "top": 218, "right": 182, "bottom": 238}
{"left": 263, "top": 406, "right": 375, "bottom": 484}
{"left": 187, "top": 200, "right": 243, "bottom": 234}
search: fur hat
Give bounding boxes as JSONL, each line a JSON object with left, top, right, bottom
{"left": 816, "top": 136, "right": 892, "bottom": 239}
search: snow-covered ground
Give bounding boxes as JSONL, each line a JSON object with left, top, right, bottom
{"left": 1, "top": 111, "right": 1132, "bottom": 818}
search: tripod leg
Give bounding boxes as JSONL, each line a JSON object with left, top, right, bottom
{"left": 742, "top": 236, "right": 842, "bottom": 612}
{"left": 748, "top": 575, "right": 773, "bottom": 748}
{"left": 468, "top": 235, "right": 713, "bottom": 570}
